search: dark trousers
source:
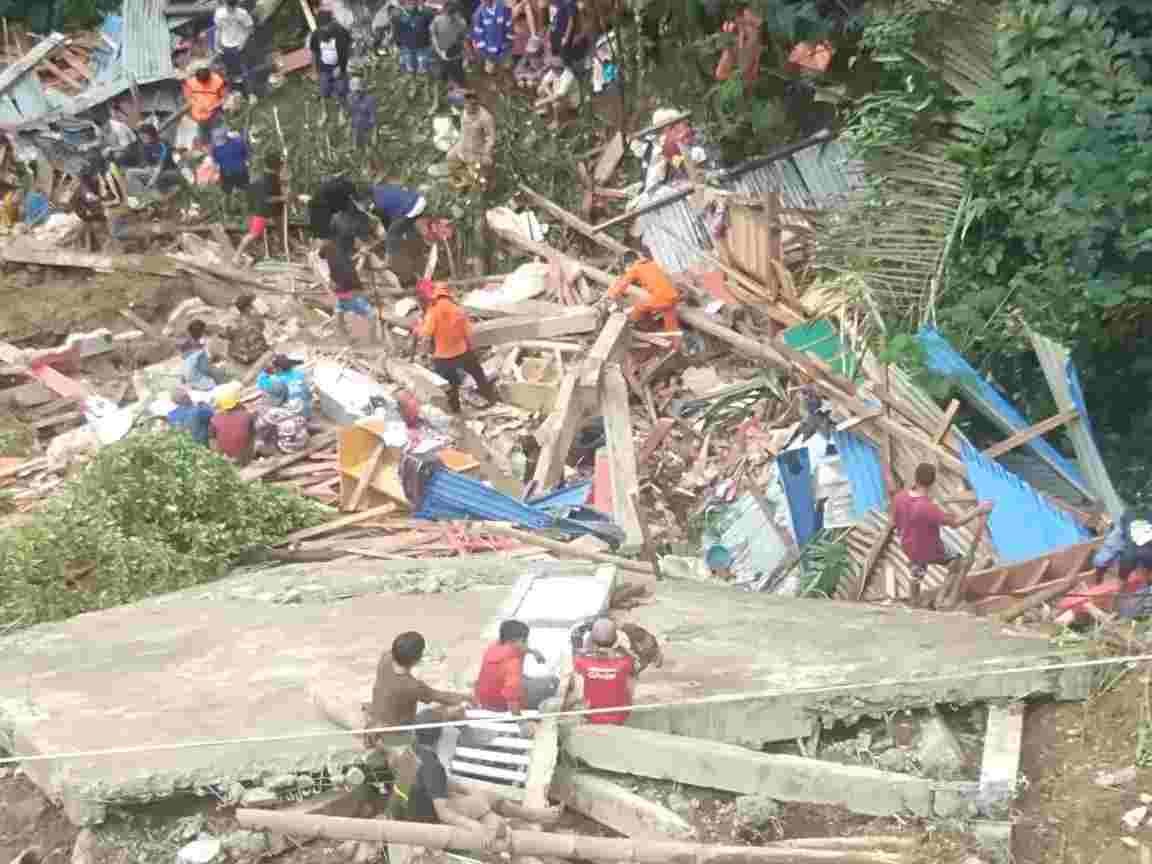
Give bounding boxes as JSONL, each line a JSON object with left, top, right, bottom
{"left": 434, "top": 350, "right": 496, "bottom": 412}
{"left": 220, "top": 46, "right": 247, "bottom": 91}
{"left": 1118, "top": 547, "right": 1152, "bottom": 580}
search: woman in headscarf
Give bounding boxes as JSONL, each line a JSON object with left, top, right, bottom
{"left": 254, "top": 377, "right": 310, "bottom": 454}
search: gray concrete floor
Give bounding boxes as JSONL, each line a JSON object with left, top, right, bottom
{"left": 0, "top": 559, "right": 1088, "bottom": 824}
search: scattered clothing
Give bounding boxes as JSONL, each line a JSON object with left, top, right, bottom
{"left": 472, "top": 0, "right": 513, "bottom": 61}
{"left": 167, "top": 401, "right": 214, "bottom": 444}
{"left": 573, "top": 653, "right": 634, "bottom": 724}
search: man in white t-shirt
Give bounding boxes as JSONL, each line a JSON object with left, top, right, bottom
{"left": 534, "top": 56, "right": 580, "bottom": 130}
{"left": 215, "top": 0, "right": 255, "bottom": 101}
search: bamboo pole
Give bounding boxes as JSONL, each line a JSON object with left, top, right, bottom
{"left": 235, "top": 810, "right": 906, "bottom": 863}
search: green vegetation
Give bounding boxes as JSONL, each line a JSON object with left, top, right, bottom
{"left": 0, "top": 431, "right": 325, "bottom": 629}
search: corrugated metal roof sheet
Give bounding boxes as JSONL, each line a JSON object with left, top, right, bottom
{"left": 960, "top": 440, "right": 1090, "bottom": 563}
{"left": 0, "top": 74, "right": 52, "bottom": 124}
{"left": 831, "top": 430, "right": 888, "bottom": 518}
{"left": 121, "top": 0, "right": 175, "bottom": 83}
{"left": 917, "top": 327, "right": 1091, "bottom": 500}
{"left": 637, "top": 137, "right": 861, "bottom": 274}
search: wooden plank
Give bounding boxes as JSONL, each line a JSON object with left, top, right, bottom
{"left": 475, "top": 522, "right": 655, "bottom": 578}
{"left": 855, "top": 520, "right": 894, "bottom": 601}
{"left": 579, "top": 313, "right": 630, "bottom": 389}
{"left": 637, "top": 417, "right": 676, "bottom": 468}
{"left": 518, "top": 184, "right": 633, "bottom": 258}
{"left": 470, "top": 309, "right": 599, "bottom": 349}
{"left": 602, "top": 364, "right": 643, "bottom": 551}
{"left": 277, "top": 503, "right": 399, "bottom": 546}
{"left": 240, "top": 430, "right": 340, "bottom": 481}
{"left": 933, "top": 399, "right": 960, "bottom": 444}
{"left": 981, "top": 408, "right": 1079, "bottom": 460}
{"left": 993, "top": 573, "right": 1083, "bottom": 624}
{"left": 593, "top": 132, "right": 625, "bottom": 185}
{"left": 343, "top": 442, "right": 387, "bottom": 513}
{"left": 0, "top": 33, "right": 68, "bottom": 97}
{"left": 531, "top": 371, "right": 584, "bottom": 492}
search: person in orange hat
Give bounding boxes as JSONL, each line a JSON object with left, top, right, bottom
{"left": 607, "top": 258, "right": 681, "bottom": 344}
{"left": 413, "top": 279, "right": 497, "bottom": 414}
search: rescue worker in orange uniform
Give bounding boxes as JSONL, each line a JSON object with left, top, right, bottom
{"left": 607, "top": 258, "right": 681, "bottom": 344}
{"left": 182, "top": 63, "right": 228, "bottom": 149}
{"left": 414, "top": 279, "right": 498, "bottom": 414}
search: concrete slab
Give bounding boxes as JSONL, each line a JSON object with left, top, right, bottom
{"left": 979, "top": 703, "right": 1025, "bottom": 813}
{"left": 0, "top": 564, "right": 1084, "bottom": 824}
{"left": 623, "top": 582, "right": 1091, "bottom": 746}
{"left": 0, "top": 556, "right": 578, "bottom": 823}
{"left": 552, "top": 770, "right": 696, "bottom": 839}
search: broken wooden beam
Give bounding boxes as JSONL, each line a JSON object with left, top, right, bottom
{"left": 518, "top": 184, "right": 633, "bottom": 258}
{"left": 475, "top": 522, "right": 654, "bottom": 578}
{"left": 579, "top": 313, "right": 630, "bottom": 389}
{"left": 235, "top": 809, "right": 902, "bottom": 863}
{"left": 240, "top": 430, "right": 340, "bottom": 482}
{"left": 602, "top": 364, "right": 643, "bottom": 551}
{"left": 531, "top": 371, "right": 584, "bottom": 492}
{"left": 981, "top": 408, "right": 1080, "bottom": 460}
{"left": 277, "top": 503, "right": 399, "bottom": 546}
{"left": 470, "top": 308, "right": 599, "bottom": 349}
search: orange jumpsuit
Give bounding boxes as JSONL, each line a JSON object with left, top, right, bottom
{"left": 609, "top": 259, "right": 681, "bottom": 337}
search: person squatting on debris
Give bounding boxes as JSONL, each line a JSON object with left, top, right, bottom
{"left": 309, "top": 12, "right": 353, "bottom": 119}
{"left": 234, "top": 152, "right": 286, "bottom": 265}
{"left": 414, "top": 279, "right": 497, "bottom": 414}
{"left": 891, "top": 462, "right": 993, "bottom": 607}
{"left": 253, "top": 377, "right": 310, "bottom": 454}
{"left": 257, "top": 354, "right": 314, "bottom": 417}
{"left": 474, "top": 619, "right": 558, "bottom": 714}
{"left": 472, "top": 0, "right": 513, "bottom": 73}
{"left": 346, "top": 77, "right": 379, "bottom": 150}
{"left": 209, "top": 382, "right": 255, "bottom": 464}
{"left": 365, "top": 631, "right": 470, "bottom": 752}
{"left": 1092, "top": 511, "right": 1152, "bottom": 583}
{"left": 180, "top": 320, "right": 228, "bottom": 391}
{"left": 166, "top": 386, "right": 214, "bottom": 445}
{"left": 607, "top": 257, "right": 682, "bottom": 343}
{"left": 388, "top": 709, "right": 560, "bottom": 837}
{"left": 534, "top": 55, "right": 580, "bottom": 130}
{"left": 117, "top": 123, "right": 183, "bottom": 192}
{"left": 569, "top": 618, "right": 637, "bottom": 725}
{"left": 211, "top": 127, "right": 250, "bottom": 196}
{"left": 447, "top": 91, "right": 496, "bottom": 169}
{"left": 214, "top": 0, "right": 255, "bottom": 100}
{"left": 222, "top": 294, "right": 270, "bottom": 365}
{"left": 183, "top": 62, "right": 228, "bottom": 149}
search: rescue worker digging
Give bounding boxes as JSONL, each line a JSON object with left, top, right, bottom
{"left": 606, "top": 258, "right": 682, "bottom": 346}
{"left": 413, "top": 279, "right": 497, "bottom": 414}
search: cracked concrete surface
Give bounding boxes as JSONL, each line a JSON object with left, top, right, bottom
{"left": 0, "top": 561, "right": 1090, "bottom": 824}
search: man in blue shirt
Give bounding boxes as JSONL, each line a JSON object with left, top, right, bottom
{"left": 471, "top": 0, "right": 511, "bottom": 72}
{"left": 167, "top": 386, "right": 215, "bottom": 445}
{"left": 1093, "top": 511, "right": 1152, "bottom": 582}
{"left": 371, "top": 182, "right": 427, "bottom": 261}
{"left": 211, "top": 127, "right": 250, "bottom": 195}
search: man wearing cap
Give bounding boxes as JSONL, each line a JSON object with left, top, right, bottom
{"left": 166, "top": 387, "right": 215, "bottom": 446}
{"left": 571, "top": 618, "right": 636, "bottom": 725}
{"left": 209, "top": 383, "right": 255, "bottom": 464}
{"left": 414, "top": 279, "right": 497, "bottom": 414}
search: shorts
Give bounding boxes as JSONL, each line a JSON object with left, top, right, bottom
{"left": 335, "top": 295, "right": 375, "bottom": 316}
{"left": 220, "top": 169, "right": 250, "bottom": 193}
{"left": 399, "top": 47, "right": 431, "bottom": 73}
{"left": 247, "top": 215, "right": 268, "bottom": 237}
{"left": 319, "top": 65, "right": 348, "bottom": 98}
{"left": 436, "top": 55, "right": 465, "bottom": 85}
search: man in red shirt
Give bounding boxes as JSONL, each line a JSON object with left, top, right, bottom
{"left": 209, "top": 383, "right": 254, "bottom": 465}
{"left": 891, "top": 462, "right": 992, "bottom": 607}
{"left": 572, "top": 618, "right": 635, "bottom": 725}
{"left": 473, "top": 620, "right": 556, "bottom": 714}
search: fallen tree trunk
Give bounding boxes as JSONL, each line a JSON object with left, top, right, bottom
{"left": 236, "top": 810, "right": 906, "bottom": 864}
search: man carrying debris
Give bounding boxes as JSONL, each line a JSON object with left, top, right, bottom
{"left": 474, "top": 619, "right": 558, "bottom": 714}
{"left": 214, "top": 0, "right": 256, "bottom": 101}
{"left": 414, "top": 279, "right": 498, "bottom": 414}
{"left": 606, "top": 257, "right": 681, "bottom": 343}
{"left": 182, "top": 63, "right": 228, "bottom": 150}
{"left": 233, "top": 152, "right": 286, "bottom": 265}
{"left": 166, "top": 386, "right": 214, "bottom": 445}
{"left": 209, "top": 382, "right": 255, "bottom": 464}
{"left": 891, "top": 463, "right": 993, "bottom": 607}
{"left": 309, "top": 12, "right": 353, "bottom": 120}
{"left": 307, "top": 176, "right": 361, "bottom": 239}
{"left": 447, "top": 91, "right": 496, "bottom": 170}
{"left": 570, "top": 618, "right": 636, "bottom": 725}
{"left": 180, "top": 320, "right": 228, "bottom": 391}
{"left": 370, "top": 181, "right": 427, "bottom": 261}
{"left": 366, "top": 631, "right": 470, "bottom": 752}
